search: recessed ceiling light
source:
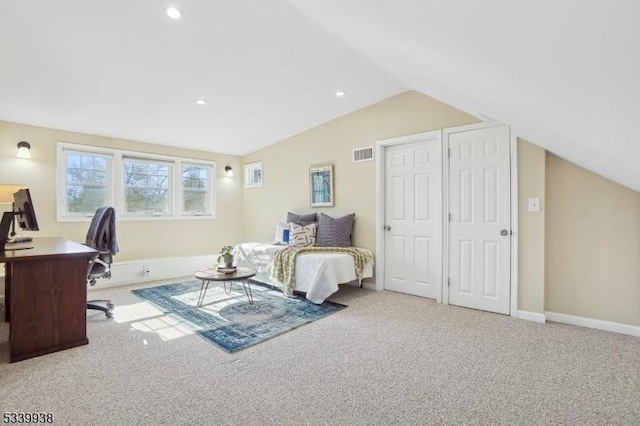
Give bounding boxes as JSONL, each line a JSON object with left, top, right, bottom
{"left": 195, "top": 99, "right": 207, "bottom": 106}
{"left": 335, "top": 90, "right": 346, "bottom": 97}
{"left": 165, "top": 6, "right": 182, "bottom": 20}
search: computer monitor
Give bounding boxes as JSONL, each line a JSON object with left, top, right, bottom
{"left": 13, "top": 188, "right": 39, "bottom": 231}
{"left": 0, "top": 188, "right": 39, "bottom": 251}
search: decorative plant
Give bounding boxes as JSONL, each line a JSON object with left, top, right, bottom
{"left": 217, "top": 245, "right": 234, "bottom": 265}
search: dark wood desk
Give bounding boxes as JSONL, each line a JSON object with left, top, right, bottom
{"left": 1, "top": 237, "right": 98, "bottom": 362}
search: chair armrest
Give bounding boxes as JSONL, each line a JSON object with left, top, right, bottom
{"left": 80, "top": 242, "right": 110, "bottom": 256}
{"left": 93, "top": 257, "right": 110, "bottom": 267}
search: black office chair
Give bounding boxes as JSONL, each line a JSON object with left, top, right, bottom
{"left": 85, "top": 206, "right": 119, "bottom": 318}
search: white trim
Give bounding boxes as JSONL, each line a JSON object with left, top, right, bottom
{"left": 375, "top": 130, "right": 442, "bottom": 295}
{"left": 545, "top": 312, "right": 640, "bottom": 337}
{"left": 441, "top": 131, "right": 450, "bottom": 306}
{"left": 87, "top": 255, "right": 213, "bottom": 290}
{"left": 360, "top": 281, "right": 377, "bottom": 291}
{"left": 375, "top": 143, "right": 385, "bottom": 292}
{"left": 509, "top": 130, "right": 519, "bottom": 317}
{"left": 516, "top": 310, "right": 546, "bottom": 324}
{"left": 441, "top": 121, "right": 506, "bottom": 134}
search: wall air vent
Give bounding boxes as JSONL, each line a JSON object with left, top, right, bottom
{"left": 352, "top": 146, "right": 374, "bottom": 163}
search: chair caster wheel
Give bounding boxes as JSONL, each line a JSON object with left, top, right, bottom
{"left": 106, "top": 311, "right": 114, "bottom": 319}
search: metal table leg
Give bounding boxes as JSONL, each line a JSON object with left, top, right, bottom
{"left": 241, "top": 278, "right": 254, "bottom": 305}
{"left": 197, "top": 280, "right": 210, "bottom": 307}
{"left": 223, "top": 279, "right": 234, "bottom": 295}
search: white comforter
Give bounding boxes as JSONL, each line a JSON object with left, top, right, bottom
{"left": 233, "top": 242, "right": 374, "bottom": 303}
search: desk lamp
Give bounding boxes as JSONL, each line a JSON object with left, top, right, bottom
{"left": 0, "top": 184, "right": 23, "bottom": 237}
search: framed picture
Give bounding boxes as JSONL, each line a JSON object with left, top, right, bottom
{"left": 244, "top": 161, "right": 263, "bottom": 188}
{"left": 309, "top": 165, "right": 334, "bottom": 207}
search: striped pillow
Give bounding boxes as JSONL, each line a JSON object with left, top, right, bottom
{"left": 315, "top": 213, "right": 355, "bottom": 247}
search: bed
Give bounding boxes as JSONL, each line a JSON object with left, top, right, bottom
{"left": 233, "top": 242, "right": 374, "bottom": 304}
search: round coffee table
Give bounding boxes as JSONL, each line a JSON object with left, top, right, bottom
{"left": 194, "top": 266, "right": 257, "bottom": 306}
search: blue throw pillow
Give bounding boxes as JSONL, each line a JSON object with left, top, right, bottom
{"left": 273, "top": 222, "right": 289, "bottom": 244}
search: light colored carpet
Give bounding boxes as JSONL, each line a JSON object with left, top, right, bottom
{"left": 1, "top": 278, "right": 639, "bottom": 426}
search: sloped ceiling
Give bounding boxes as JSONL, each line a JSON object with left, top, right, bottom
{"left": 1, "top": 1, "right": 638, "bottom": 191}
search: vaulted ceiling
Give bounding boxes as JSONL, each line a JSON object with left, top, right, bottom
{"left": 1, "top": 1, "right": 638, "bottom": 191}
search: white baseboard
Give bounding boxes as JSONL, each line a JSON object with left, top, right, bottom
{"left": 545, "top": 311, "right": 640, "bottom": 337}
{"left": 516, "top": 310, "right": 546, "bottom": 324}
{"left": 87, "top": 254, "right": 213, "bottom": 291}
{"left": 361, "top": 281, "right": 377, "bottom": 291}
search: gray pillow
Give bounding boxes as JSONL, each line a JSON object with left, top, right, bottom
{"left": 286, "top": 212, "right": 317, "bottom": 223}
{"left": 315, "top": 213, "right": 355, "bottom": 247}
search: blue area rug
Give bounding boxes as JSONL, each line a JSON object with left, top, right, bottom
{"left": 131, "top": 280, "right": 346, "bottom": 353}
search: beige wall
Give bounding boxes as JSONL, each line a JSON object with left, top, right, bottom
{"left": 241, "top": 91, "right": 479, "bottom": 253}
{"left": 242, "top": 91, "right": 550, "bottom": 313}
{"left": 545, "top": 153, "right": 640, "bottom": 326}
{"left": 7, "top": 91, "right": 637, "bottom": 328}
{"left": 517, "top": 139, "right": 546, "bottom": 314}
{"left": 0, "top": 120, "right": 244, "bottom": 261}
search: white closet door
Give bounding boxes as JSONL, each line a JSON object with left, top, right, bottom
{"left": 448, "top": 125, "right": 511, "bottom": 314}
{"left": 384, "top": 137, "right": 442, "bottom": 299}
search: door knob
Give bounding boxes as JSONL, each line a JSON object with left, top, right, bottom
{"left": 500, "top": 229, "right": 509, "bottom": 236}
{"left": 384, "top": 225, "right": 391, "bottom": 231}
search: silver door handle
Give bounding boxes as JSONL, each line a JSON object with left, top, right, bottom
{"left": 500, "top": 229, "right": 509, "bottom": 236}
{"left": 384, "top": 225, "right": 391, "bottom": 231}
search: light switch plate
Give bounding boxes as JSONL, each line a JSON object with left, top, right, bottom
{"left": 528, "top": 198, "right": 540, "bottom": 212}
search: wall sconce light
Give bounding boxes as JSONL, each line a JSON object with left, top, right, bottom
{"left": 224, "top": 166, "right": 234, "bottom": 177}
{"left": 17, "top": 141, "right": 31, "bottom": 159}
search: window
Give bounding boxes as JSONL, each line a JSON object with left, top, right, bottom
{"left": 123, "top": 157, "right": 173, "bottom": 216}
{"left": 57, "top": 142, "right": 216, "bottom": 221}
{"left": 182, "top": 163, "right": 212, "bottom": 215}
{"left": 62, "top": 149, "right": 112, "bottom": 216}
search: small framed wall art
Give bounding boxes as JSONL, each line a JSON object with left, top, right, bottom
{"left": 244, "top": 161, "right": 263, "bottom": 188}
{"left": 309, "top": 164, "right": 334, "bottom": 207}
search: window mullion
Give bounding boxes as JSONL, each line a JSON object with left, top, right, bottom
{"left": 175, "top": 159, "right": 182, "bottom": 218}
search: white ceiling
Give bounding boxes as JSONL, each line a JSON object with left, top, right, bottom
{"left": 1, "top": 1, "right": 639, "bottom": 191}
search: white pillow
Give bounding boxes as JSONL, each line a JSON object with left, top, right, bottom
{"left": 273, "top": 222, "right": 289, "bottom": 245}
{"left": 288, "top": 222, "right": 317, "bottom": 247}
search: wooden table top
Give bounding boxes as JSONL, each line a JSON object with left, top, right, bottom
{"left": 194, "top": 266, "right": 256, "bottom": 281}
{"left": 0, "top": 237, "right": 98, "bottom": 262}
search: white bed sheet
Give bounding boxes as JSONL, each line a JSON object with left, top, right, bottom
{"left": 233, "top": 242, "right": 373, "bottom": 304}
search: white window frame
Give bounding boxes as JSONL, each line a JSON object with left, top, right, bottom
{"left": 181, "top": 162, "right": 214, "bottom": 217}
{"left": 57, "top": 145, "right": 115, "bottom": 220}
{"left": 56, "top": 142, "right": 216, "bottom": 222}
{"left": 122, "top": 155, "right": 175, "bottom": 218}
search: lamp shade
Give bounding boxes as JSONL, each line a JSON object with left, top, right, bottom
{"left": 17, "top": 141, "right": 31, "bottom": 158}
{"left": 0, "top": 184, "right": 23, "bottom": 203}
